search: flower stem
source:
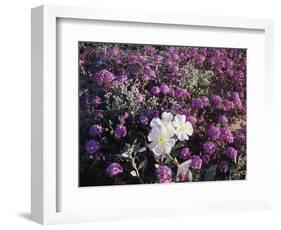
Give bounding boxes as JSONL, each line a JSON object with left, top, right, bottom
{"left": 131, "top": 157, "right": 144, "bottom": 184}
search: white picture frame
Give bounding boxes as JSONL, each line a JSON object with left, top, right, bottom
{"left": 31, "top": 5, "right": 274, "bottom": 225}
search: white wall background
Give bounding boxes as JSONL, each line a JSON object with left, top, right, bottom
{"left": 0, "top": 0, "right": 280, "bottom": 229}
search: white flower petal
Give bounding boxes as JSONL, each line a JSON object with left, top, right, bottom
{"left": 176, "top": 160, "right": 192, "bottom": 181}
{"left": 167, "top": 138, "right": 176, "bottom": 146}
{"left": 178, "top": 133, "right": 188, "bottom": 141}
{"left": 153, "top": 144, "right": 165, "bottom": 156}
{"left": 148, "top": 142, "right": 158, "bottom": 151}
{"left": 185, "top": 122, "right": 193, "bottom": 135}
{"left": 173, "top": 119, "right": 180, "bottom": 128}
{"left": 150, "top": 118, "right": 162, "bottom": 128}
{"left": 148, "top": 112, "right": 192, "bottom": 157}
{"left": 164, "top": 143, "right": 173, "bottom": 154}
{"left": 175, "top": 114, "right": 186, "bottom": 123}
{"left": 148, "top": 127, "right": 160, "bottom": 141}
{"left": 161, "top": 112, "right": 174, "bottom": 122}
{"left": 166, "top": 129, "right": 175, "bottom": 138}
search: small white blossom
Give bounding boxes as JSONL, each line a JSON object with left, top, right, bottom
{"left": 148, "top": 112, "right": 193, "bottom": 157}
{"left": 150, "top": 112, "right": 175, "bottom": 132}
{"left": 148, "top": 127, "right": 175, "bottom": 156}
{"left": 173, "top": 114, "right": 193, "bottom": 141}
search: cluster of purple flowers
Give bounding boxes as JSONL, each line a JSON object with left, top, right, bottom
{"left": 156, "top": 165, "right": 173, "bottom": 183}
{"left": 203, "top": 141, "right": 217, "bottom": 155}
{"left": 114, "top": 124, "right": 127, "bottom": 139}
{"left": 88, "top": 124, "right": 103, "bottom": 136}
{"left": 79, "top": 42, "right": 246, "bottom": 186}
{"left": 106, "top": 162, "right": 123, "bottom": 177}
{"left": 84, "top": 140, "right": 101, "bottom": 155}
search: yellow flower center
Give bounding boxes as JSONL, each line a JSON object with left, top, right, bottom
{"left": 157, "top": 135, "right": 167, "bottom": 144}
{"left": 178, "top": 123, "right": 186, "bottom": 132}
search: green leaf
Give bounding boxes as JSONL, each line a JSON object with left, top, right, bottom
{"left": 164, "top": 157, "right": 173, "bottom": 164}
{"left": 170, "top": 149, "right": 180, "bottom": 158}
{"left": 121, "top": 152, "right": 129, "bottom": 158}
{"left": 173, "top": 141, "right": 186, "bottom": 150}
{"left": 229, "top": 165, "right": 236, "bottom": 179}
{"left": 138, "top": 159, "right": 147, "bottom": 170}
{"left": 204, "top": 164, "right": 217, "bottom": 181}
{"left": 137, "top": 147, "right": 146, "bottom": 153}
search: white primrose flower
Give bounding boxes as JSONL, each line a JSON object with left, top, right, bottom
{"left": 148, "top": 112, "right": 194, "bottom": 157}
{"left": 173, "top": 114, "right": 193, "bottom": 141}
{"left": 148, "top": 126, "right": 176, "bottom": 156}
{"left": 150, "top": 112, "right": 175, "bottom": 133}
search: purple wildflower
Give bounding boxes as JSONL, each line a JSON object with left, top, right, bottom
{"left": 143, "top": 65, "right": 156, "bottom": 80}
{"left": 210, "top": 95, "right": 222, "bottom": 108}
{"left": 114, "top": 74, "right": 128, "bottom": 83}
{"left": 106, "top": 162, "right": 123, "bottom": 177}
{"left": 178, "top": 107, "right": 190, "bottom": 117}
{"left": 114, "top": 124, "right": 127, "bottom": 139}
{"left": 201, "top": 96, "right": 210, "bottom": 107}
{"left": 231, "top": 92, "right": 240, "bottom": 101}
{"left": 186, "top": 115, "right": 197, "bottom": 125}
{"left": 198, "top": 48, "right": 207, "bottom": 56}
{"left": 213, "top": 49, "right": 221, "bottom": 58}
{"left": 150, "top": 109, "right": 160, "bottom": 118}
{"left": 218, "top": 115, "right": 228, "bottom": 125}
{"left": 118, "top": 112, "right": 129, "bottom": 123}
{"left": 156, "top": 165, "right": 173, "bottom": 183}
{"left": 84, "top": 140, "right": 100, "bottom": 155}
{"left": 220, "top": 128, "right": 234, "bottom": 143}
{"left": 231, "top": 92, "right": 241, "bottom": 105}
{"left": 203, "top": 141, "right": 217, "bottom": 155}
{"left": 235, "top": 129, "right": 246, "bottom": 143}
{"left": 192, "top": 98, "right": 204, "bottom": 108}
{"left": 94, "top": 69, "right": 116, "bottom": 88}
{"left": 190, "top": 155, "right": 202, "bottom": 170}
{"left": 216, "top": 60, "right": 225, "bottom": 69}
{"left": 207, "top": 125, "right": 221, "bottom": 140}
{"left": 88, "top": 124, "right": 103, "bottom": 136}
{"left": 223, "top": 100, "right": 234, "bottom": 111}
{"left": 233, "top": 71, "right": 244, "bottom": 80}
{"left": 151, "top": 86, "right": 161, "bottom": 95}
{"left": 195, "top": 54, "right": 206, "bottom": 65}
{"left": 95, "top": 111, "right": 104, "bottom": 120}
{"left": 226, "top": 59, "right": 234, "bottom": 68}
{"left": 91, "top": 96, "right": 102, "bottom": 107}
{"left": 136, "top": 93, "right": 144, "bottom": 103}
{"left": 175, "top": 87, "right": 190, "bottom": 99}
{"left": 218, "top": 161, "right": 229, "bottom": 173}
{"left": 170, "top": 64, "right": 179, "bottom": 75}
{"left": 128, "top": 54, "right": 145, "bottom": 64}
{"left": 139, "top": 114, "right": 149, "bottom": 125}
{"left": 225, "top": 147, "right": 238, "bottom": 161}
{"left": 180, "top": 147, "right": 191, "bottom": 160}
{"left": 160, "top": 83, "right": 170, "bottom": 94}
{"left": 144, "top": 45, "right": 156, "bottom": 56}
{"left": 201, "top": 154, "right": 211, "bottom": 165}
{"left": 171, "top": 53, "right": 180, "bottom": 62}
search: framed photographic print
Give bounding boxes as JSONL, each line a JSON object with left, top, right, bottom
{"left": 31, "top": 5, "right": 274, "bottom": 225}
{"left": 78, "top": 41, "right": 247, "bottom": 186}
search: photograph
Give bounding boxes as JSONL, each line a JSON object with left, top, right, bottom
{"left": 78, "top": 42, "right": 247, "bottom": 186}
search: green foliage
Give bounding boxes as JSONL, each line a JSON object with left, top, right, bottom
{"left": 179, "top": 62, "right": 215, "bottom": 97}
{"left": 203, "top": 164, "right": 217, "bottom": 181}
